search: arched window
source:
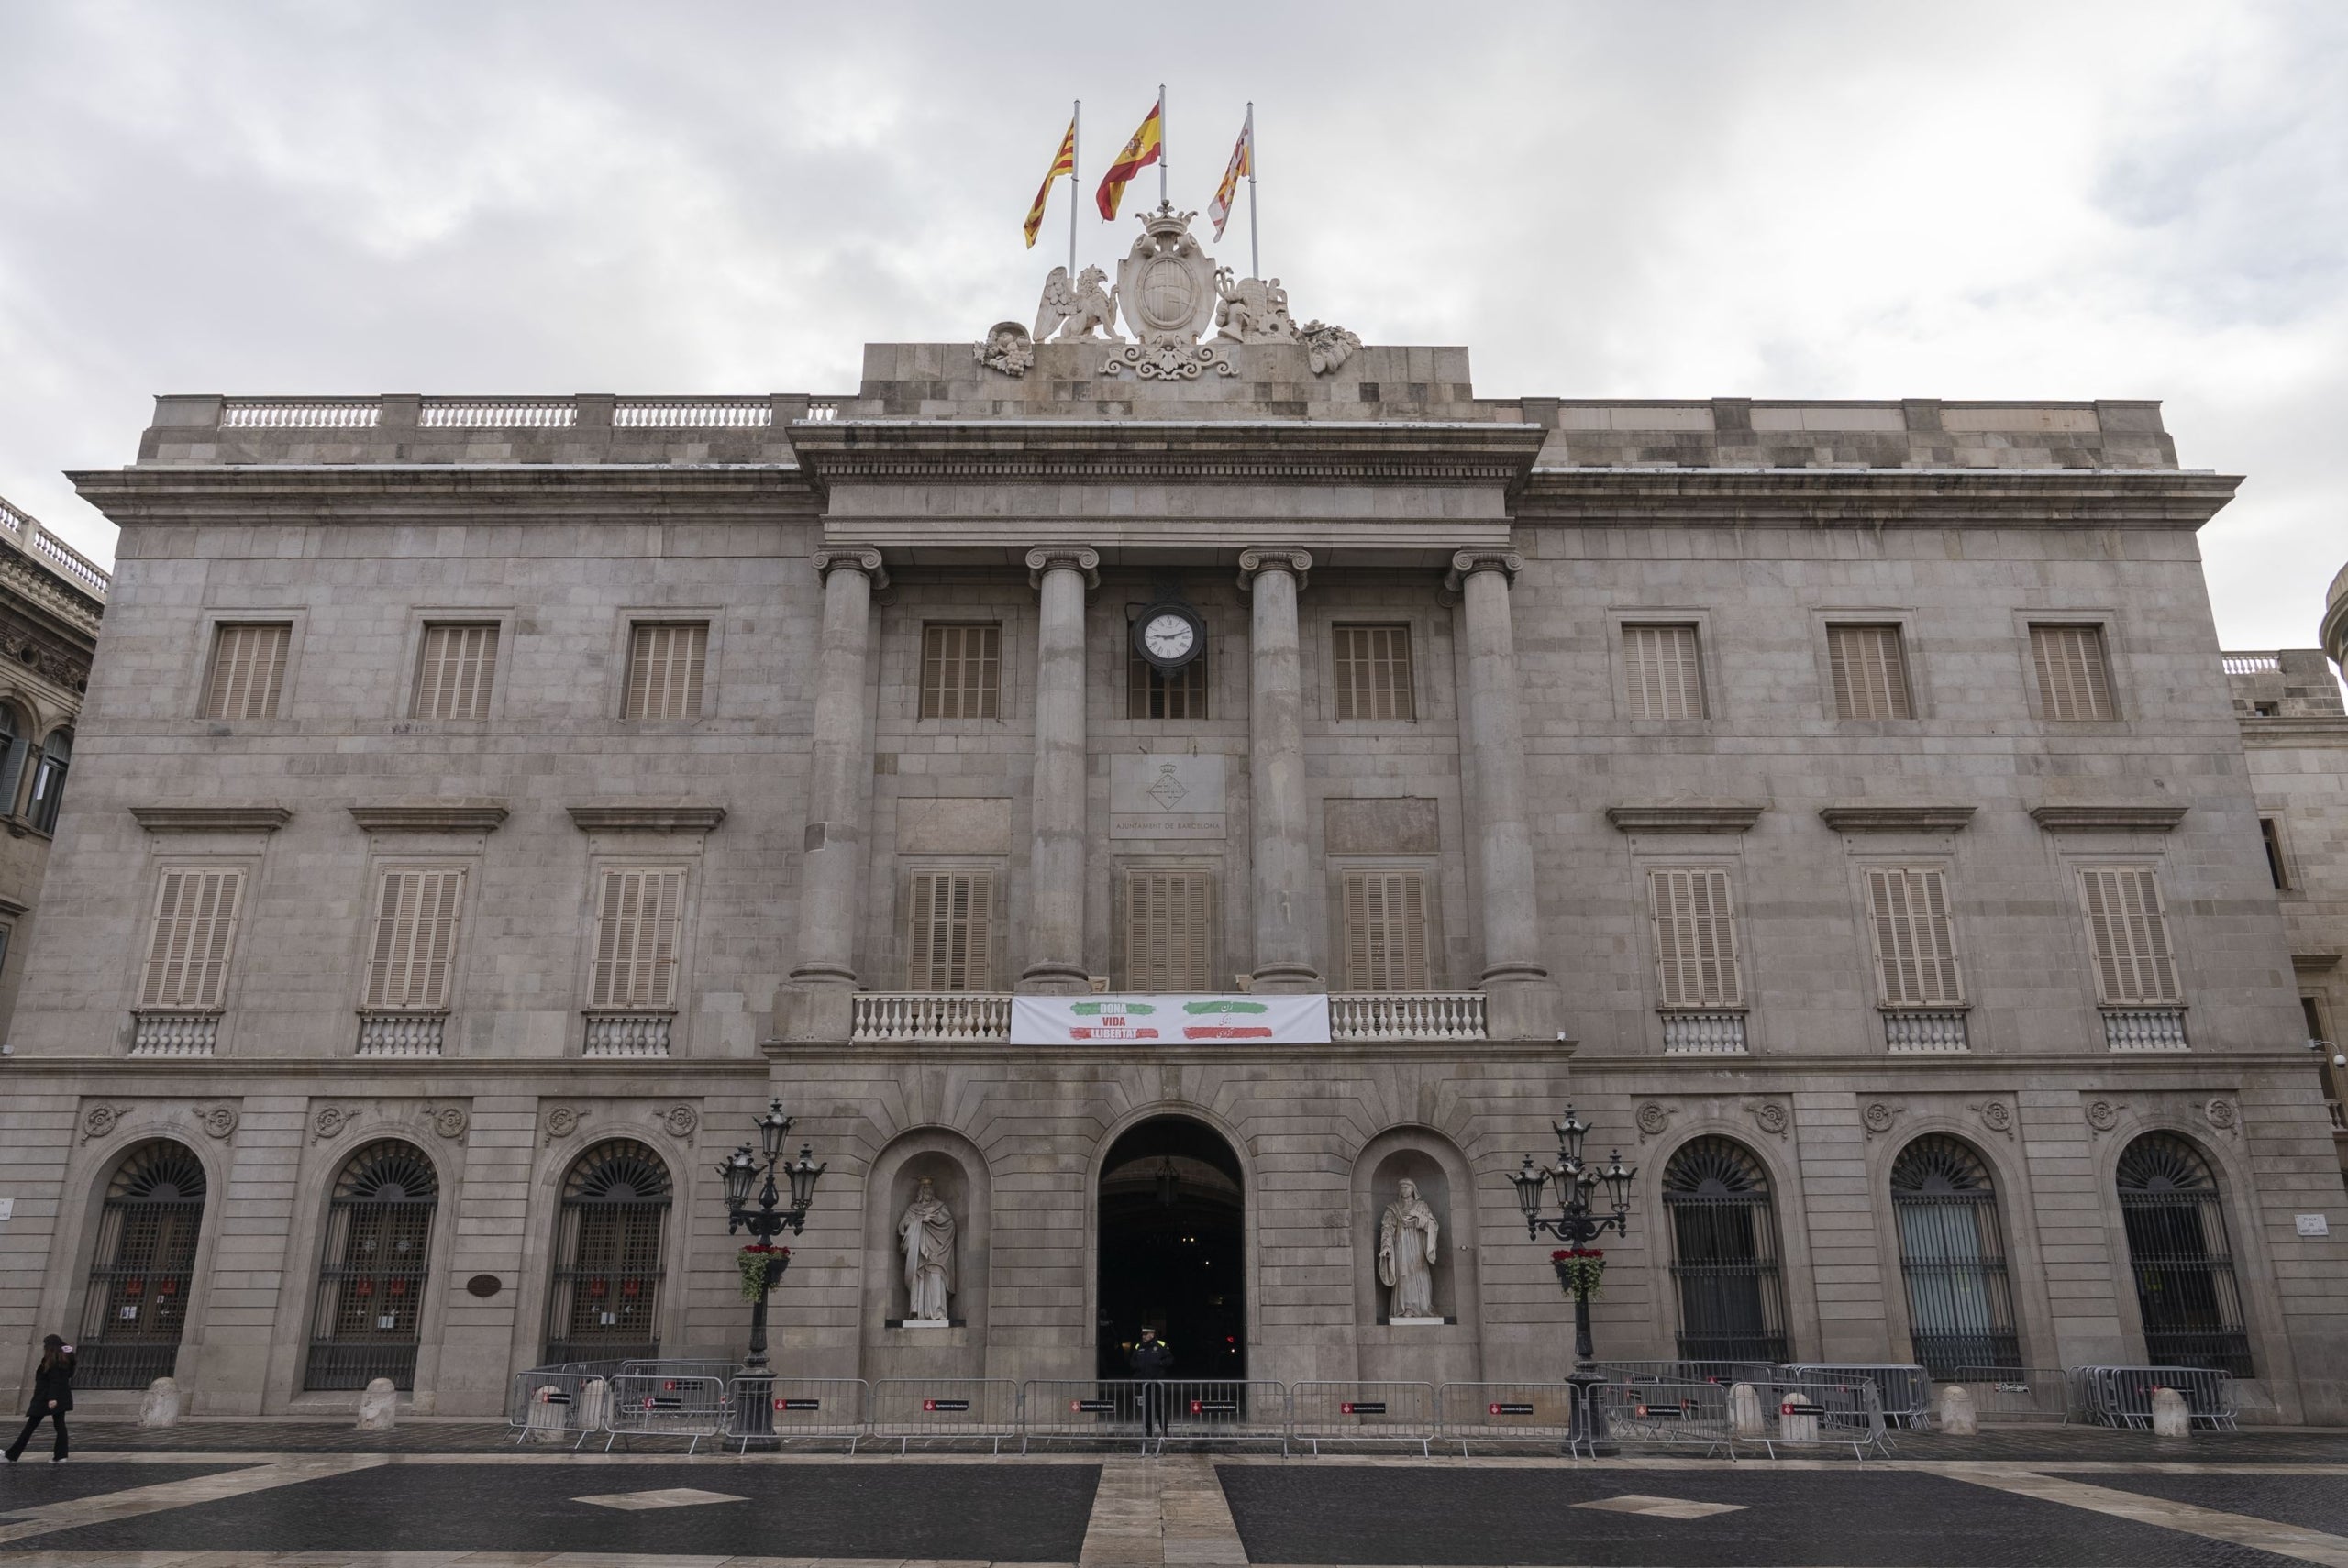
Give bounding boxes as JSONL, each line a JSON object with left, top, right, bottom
{"left": 304, "top": 1140, "right": 438, "bottom": 1391}
{"left": 1889, "top": 1134, "right": 2021, "bottom": 1376}
{"left": 543, "top": 1139, "right": 671, "bottom": 1364}
{"left": 74, "top": 1142, "right": 207, "bottom": 1388}
{"left": 2117, "top": 1133, "right": 2253, "bottom": 1375}
{"left": 28, "top": 727, "right": 71, "bottom": 834}
{"left": 1661, "top": 1137, "right": 1790, "bottom": 1364}
{"left": 0, "top": 705, "right": 27, "bottom": 816}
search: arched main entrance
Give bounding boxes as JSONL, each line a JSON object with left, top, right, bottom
{"left": 1097, "top": 1116, "right": 1245, "bottom": 1380}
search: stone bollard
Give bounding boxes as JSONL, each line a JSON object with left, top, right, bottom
{"left": 1727, "top": 1382, "right": 1767, "bottom": 1439}
{"left": 577, "top": 1376, "right": 611, "bottom": 1433}
{"left": 522, "top": 1384, "right": 569, "bottom": 1444}
{"left": 2151, "top": 1386, "right": 2190, "bottom": 1438}
{"left": 355, "top": 1376, "right": 400, "bottom": 1432}
{"left": 1938, "top": 1383, "right": 1978, "bottom": 1436}
{"left": 138, "top": 1376, "right": 183, "bottom": 1429}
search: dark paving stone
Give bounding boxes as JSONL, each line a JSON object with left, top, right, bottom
{"left": 69, "top": 1420, "right": 526, "bottom": 1453}
{"left": 0, "top": 1461, "right": 252, "bottom": 1514}
{"left": 1216, "top": 1464, "right": 2308, "bottom": 1567}
{"left": 1891, "top": 1428, "right": 2348, "bottom": 1465}
{"left": 4, "top": 1461, "right": 1099, "bottom": 1561}
{"left": 2069, "top": 1470, "right": 2348, "bottom": 1538}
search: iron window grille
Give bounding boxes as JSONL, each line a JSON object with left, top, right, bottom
{"left": 1888, "top": 1134, "right": 2023, "bottom": 1377}
{"left": 542, "top": 1139, "right": 672, "bottom": 1365}
{"left": 74, "top": 1142, "right": 207, "bottom": 1389}
{"left": 1661, "top": 1137, "right": 1790, "bottom": 1364}
{"left": 304, "top": 1140, "right": 439, "bottom": 1391}
{"left": 2116, "top": 1133, "right": 2254, "bottom": 1375}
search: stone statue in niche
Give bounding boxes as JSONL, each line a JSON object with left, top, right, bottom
{"left": 1378, "top": 1178, "right": 1442, "bottom": 1320}
{"left": 899, "top": 1177, "right": 958, "bottom": 1322}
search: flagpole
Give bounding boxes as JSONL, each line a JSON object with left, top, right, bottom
{"left": 1069, "top": 99, "right": 1080, "bottom": 276}
{"left": 1158, "top": 83, "right": 1168, "bottom": 208}
{"left": 1246, "top": 103, "right": 1258, "bottom": 280}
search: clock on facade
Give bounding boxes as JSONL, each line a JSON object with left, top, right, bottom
{"left": 1132, "top": 602, "right": 1206, "bottom": 671}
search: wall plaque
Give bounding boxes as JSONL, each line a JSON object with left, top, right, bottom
{"left": 1111, "top": 755, "right": 1226, "bottom": 840}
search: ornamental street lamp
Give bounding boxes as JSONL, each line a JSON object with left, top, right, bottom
{"left": 719, "top": 1097, "right": 825, "bottom": 1375}
{"left": 1514, "top": 1105, "right": 1635, "bottom": 1434}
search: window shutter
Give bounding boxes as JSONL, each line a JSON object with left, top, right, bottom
{"left": 920, "top": 624, "right": 1002, "bottom": 720}
{"left": 1124, "top": 870, "right": 1215, "bottom": 990}
{"left": 1624, "top": 624, "right": 1705, "bottom": 720}
{"left": 1339, "top": 869, "right": 1432, "bottom": 991}
{"left": 202, "top": 624, "right": 292, "bottom": 721}
{"left": 2030, "top": 624, "right": 2117, "bottom": 721}
{"left": 2078, "top": 867, "right": 2180, "bottom": 1004}
{"left": 1649, "top": 867, "right": 1741, "bottom": 1008}
{"left": 1332, "top": 625, "right": 1415, "bottom": 722}
{"left": 590, "top": 868, "right": 685, "bottom": 1008}
{"left": 363, "top": 868, "right": 466, "bottom": 1010}
{"left": 1865, "top": 867, "right": 1963, "bottom": 1007}
{"left": 140, "top": 869, "right": 244, "bottom": 1009}
{"left": 1828, "top": 625, "right": 1913, "bottom": 720}
{"left": 624, "top": 624, "right": 708, "bottom": 720}
{"left": 1127, "top": 645, "right": 1210, "bottom": 720}
{"left": 413, "top": 624, "right": 501, "bottom": 720}
{"left": 906, "top": 871, "right": 995, "bottom": 990}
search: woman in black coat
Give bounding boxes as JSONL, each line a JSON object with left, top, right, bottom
{"left": 6, "top": 1335, "right": 73, "bottom": 1463}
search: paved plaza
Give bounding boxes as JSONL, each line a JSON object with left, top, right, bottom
{"left": 6, "top": 1430, "right": 2348, "bottom": 1566}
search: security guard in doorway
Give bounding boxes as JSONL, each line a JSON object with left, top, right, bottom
{"left": 1127, "top": 1326, "right": 1175, "bottom": 1434}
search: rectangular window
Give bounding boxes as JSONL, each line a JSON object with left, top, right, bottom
{"left": 1128, "top": 646, "right": 1209, "bottom": 720}
{"left": 412, "top": 623, "right": 500, "bottom": 720}
{"left": 1863, "top": 867, "right": 1964, "bottom": 1007}
{"left": 139, "top": 868, "right": 245, "bottom": 1010}
{"left": 589, "top": 867, "right": 685, "bottom": 1009}
{"left": 920, "top": 624, "right": 1002, "bottom": 720}
{"left": 1124, "top": 869, "right": 1217, "bottom": 991}
{"left": 1623, "top": 624, "right": 1706, "bottom": 720}
{"left": 1332, "top": 624, "right": 1415, "bottom": 722}
{"left": 905, "top": 871, "right": 995, "bottom": 990}
{"left": 362, "top": 868, "right": 466, "bottom": 1010}
{"left": 2304, "top": 994, "right": 2330, "bottom": 1044}
{"left": 1828, "top": 624, "right": 1914, "bottom": 720}
{"left": 1648, "top": 867, "right": 1742, "bottom": 1008}
{"left": 1339, "top": 868, "right": 1432, "bottom": 991}
{"left": 201, "top": 623, "right": 291, "bottom": 720}
{"left": 2077, "top": 867, "right": 2182, "bottom": 1005}
{"left": 2260, "top": 818, "right": 2290, "bottom": 890}
{"left": 2030, "top": 624, "right": 2118, "bottom": 721}
{"left": 623, "top": 623, "right": 708, "bottom": 719}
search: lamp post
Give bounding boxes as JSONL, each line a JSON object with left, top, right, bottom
{"left": 718, "top": 1098, "right": 825, "bottom": 1375}
{"left": 1512, "top": 1105, "right": 1635, "bottom": 1441}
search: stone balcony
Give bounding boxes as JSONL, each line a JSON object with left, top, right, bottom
{"left": 847, "top": 991, "right": 1489, "bottom": 1044}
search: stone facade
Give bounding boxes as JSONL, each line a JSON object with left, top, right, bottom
{"left": 2, "top": 232, "right": 2344, "bottom": 1421}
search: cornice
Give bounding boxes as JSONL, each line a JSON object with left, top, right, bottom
{"left": 1515, "top": 466, "right": 2242, "bottom": 529}
{"left": 2293, "top": 952, "right": 2342, "bottom": 973}
{"left": 2029, "top": 804, "right": 2187, "bottom": 833}
{"left": 1606, "top": 803, "right": 1767, "bottom": 834}
{"left": 131, "top": 805, "right": 293, "bottom": 834}
{"left": 1818, "top": 804, "right": 1977, "bottom": 834}
{"left": 566, "top": 803, "right": 728, "bottom": 833}
{"left": 2239, "top": 716, "right": 2348, "bottom": 748}
{"left": 349, "top": 802, "right": 510, "bottom": 834}
{"left": 68, "top": 465, "right": 821, "bottom": 528}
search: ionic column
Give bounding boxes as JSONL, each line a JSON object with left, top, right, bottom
{"left": 789, "top": 547, "right": 887, "bottom": 992}
{"left": 1450, "top": 549, "right": 1555, "bottom": 1010}
{"left": 1021, "top": 547, "right": 1099, "bottom": 992}
{"left": 1240, "top": 547, "right": 1322, "bottom": 992}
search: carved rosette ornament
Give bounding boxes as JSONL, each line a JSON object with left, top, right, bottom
{"left": 432, "top": 1107, "right": 469, "bottom": 1141}
{"left": 2085, "top": 1099, "right": 2121, "bottom": 1135}
{"left": 544, "top": 1106, "right": 581, "bottom": 1143}
{"left": 974, "top": 321, "right": 1036, "bottom": 378}
{"left": 311, "top": 1107, "right": 351, "bottom": 1143}
{"left": 1634, "top": 1101, "right": 1674, "bottom": 1142}
{"left": 663, "top": 1104, "right": 699, "bottom": 1139}
{"left": 80, "top": 1105, "right": 121, "bottom": 1143}
{"left": 1862, "top": 1101, "right": 1899, "bottom": 1136}
{"left": 202, "top": 1106, "right": 239, "bottom": 1141}
{"left": 1746, "top": 1101, "right": 1789, "bottom": 1139}
{"left": 1971, "top": 1101, "right": 2015, "bottom": 1140}
{"left": 2204, "top": 1098, "right": 2240, "bottom": 1134}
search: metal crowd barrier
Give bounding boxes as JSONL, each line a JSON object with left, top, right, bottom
{"left": 621, "top": 1357, "right": 743, "bottom": 1381}
{"left": 1581, "top": 1379, "right": 1736, "bottom": 1458}
{"left": 1590, "top": 1359, "right": 1781, "bottom": 1387}
{"left": 869, "top": 1377, "right": 1023, "bottom": 1454}
{"left": 604, "top": 1372, "right": 729, "bottom": 1453}
{"left": 1290, "top": 1382, "right": 1436, "bottom": 1455}
{"left": 1754, "top": 1379, "right": 1890, "bottom": 1459}
{"left": 2075, "top": 1366, "right": 2238, "bottom": 1430}
{"left": 1019, "top": 1379, "right": 1157, "bottom": 1449}
{"left": 725, "top": 1375, "right": 868, "bottom": 1452}
{"left": 1784, "top": 1363, "right": 1931, "bottom": 1428}
{"left": 507, "top": 1364, "right": 621, "bottom": 1447}
{"left": 1151, "top": 1379, "right": 1290, "bottom": 1452}
{"left": 1435, "top": 1381, "right": 1582, "bottom": 1453}
{"left": 1946, "top": 1365, "right": 2073, "bottom": 1424}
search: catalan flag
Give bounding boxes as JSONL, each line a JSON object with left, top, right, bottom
{"left": 1208, "top": 107, "right": 1252, "bottom": 241}
{"left": 1024, "top": 115, "right": 1079, "bottom": 249}
{"left": 1096, "top": 94, "right": 1163, "bottom": 221}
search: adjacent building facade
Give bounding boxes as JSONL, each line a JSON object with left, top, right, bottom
{"left": 3, "top": 213, "right": 2344, "bottom": 1421}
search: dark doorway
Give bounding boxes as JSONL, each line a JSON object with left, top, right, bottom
{"left": 1097, "top": 1116, "right": 1246, "bottom": 1381}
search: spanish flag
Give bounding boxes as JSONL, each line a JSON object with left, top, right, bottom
{"left": 1096, "top": 95, "right": 1162, "bottom": 221}
{"left": 1208, "top": 107, "right": 1252, "bottom": 242}
{"left": 1024, "top": 116, "right": 1078, "bottom": 249}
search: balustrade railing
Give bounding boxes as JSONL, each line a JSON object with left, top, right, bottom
{"left": 614, "top": 401, "right": 772, "bottom": 429}
{"left": 582, "top": 1011, "right": 673, "bottom": 1056}
{"left": 220, "top": 400, "right": 382, "bottom": 430}
{"left": 1883, "top": 1010, "right": 1969, "bottom": 1053}
{"left": 2104, "top": 1007, "right": 2190, "bottom": 1052}
{"left": 2220, "top": 653, "right": 2281, "bottom": 675}
{"left": 130, "top": 1011, "right": 218, "bottom": 1056}
{"left": 1327, "top": 993, "right": 1486, "bottom": 1041}
{"left": 356, "top": 1011, "right": 445, "bottom": 1056}
{"left": 418, "top": 400, "right": 578, "bottom": 429}
{"left": 1661, "top": 1010, "right": 1748, "bottom": 1054}
{"left": 2330, "top": 1100, "right": 2346, "bottom": 1133}
{"left": 31, "top": 529, "right": 110, "bottom": 594}
{"left": 852, "top": 993, "right": 1013, "bottom": 1043}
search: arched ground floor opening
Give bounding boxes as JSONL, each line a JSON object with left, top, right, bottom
{"left": 1097, "top": 1115, "right": 1245, "bottom": 1382}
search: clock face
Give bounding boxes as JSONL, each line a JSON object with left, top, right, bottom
{"left": 1134, "top": 604, "right": 1203, "bottom": 669}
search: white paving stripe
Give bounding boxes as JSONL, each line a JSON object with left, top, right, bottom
{"left": 1946, "top": 1465, "right": 2348, "bottom": 1568}
{"left": 0, "top": 1456, "right": 388, "bottom": 1547}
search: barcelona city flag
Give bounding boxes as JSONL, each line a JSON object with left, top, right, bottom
{"left": 1024, "top": 116, "right": 1078, "bottom": 248}
{"left": 1208, "top": 107, "right": 1252, "bottom": 241}
{"left": 1095, "top": 95, "right": 1163, "bottom": 221}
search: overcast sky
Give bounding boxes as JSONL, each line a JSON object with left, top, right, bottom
{"left": 2, "top": 1, "right": 2342, "bottom": 653}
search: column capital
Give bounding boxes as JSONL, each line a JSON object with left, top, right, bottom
{"left": 1236, "top": 547, "right": 1314, "bottom": 593}
{"left": 1024, "top": 545, "right": 1101, "bottom": 591}
{"left": 812, "top": 545, "right": 889, "bottom": 589}
{"left": 1445, "top": 548, "right": 1523, "bottom": 592}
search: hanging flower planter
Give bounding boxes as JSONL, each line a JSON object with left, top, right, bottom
{"left": 1552, "top": 1247, "right": 1607, "bottom": 1298}
{"left": 737, "top": 1244, "right": 788, "bottom": 1303}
